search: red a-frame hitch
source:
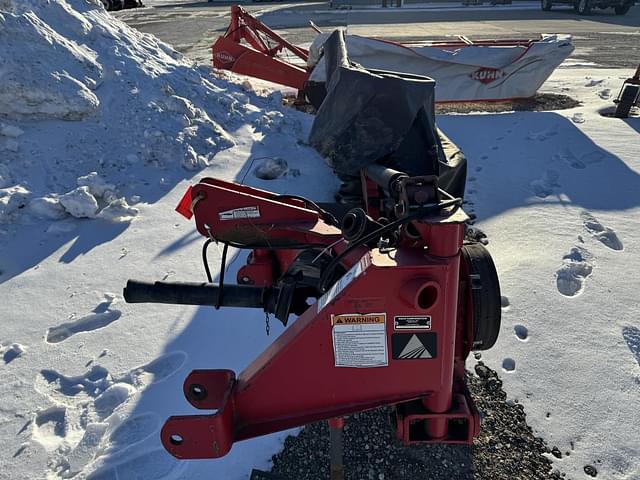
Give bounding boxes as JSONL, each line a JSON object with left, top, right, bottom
{"left": 124, "top": 166, "right": 500, "bottom": 459}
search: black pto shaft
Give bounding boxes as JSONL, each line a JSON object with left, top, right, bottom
{"left": 124, "top": 280, "right": 277, "bottom": 311}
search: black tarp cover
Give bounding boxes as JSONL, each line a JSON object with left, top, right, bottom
{"left": 308, "top": 30, "right": 466, "bottom": 199}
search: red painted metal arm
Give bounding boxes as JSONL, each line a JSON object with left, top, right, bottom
{"left": 187, "top": 178, "right": 341, "bottom": 248}
{"left": 212, "top": 5, "right": 311, "bottom": 90}
{"left": 227, "top": 5, "right": 309, "bottom": 61}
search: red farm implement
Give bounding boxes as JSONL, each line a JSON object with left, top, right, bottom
{"left": 212, "top": 5, "right": 310, "bottom": 90}
{"left": 210, "top": 6, "right": 573, "bottom": 104}
{"left": 124, "top": 165, "right": 501, "bottom": 460}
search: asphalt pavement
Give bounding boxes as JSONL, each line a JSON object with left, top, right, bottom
{"left": 116, "top": 0, "right": 640, "bottom": 67}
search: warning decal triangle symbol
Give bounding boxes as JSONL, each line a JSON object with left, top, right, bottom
{"left": 398, "top": 335, "right": 432, "bottom": 359}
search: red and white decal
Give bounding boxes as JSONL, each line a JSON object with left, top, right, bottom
{"left": 471, "top": 67, "right": 505, "bottom": 84}
{"left": 213, "top": 51, "right": 235, "bottom": 65}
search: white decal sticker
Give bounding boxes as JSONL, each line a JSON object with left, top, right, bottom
{"left": 332, "top": 313, "right": 388, "bottom": 368}
{"left": 317, "top": 255, "right": 370, "bottom": 312}
{"left": 219, "top": 206, "right": 260, "bottom": 221}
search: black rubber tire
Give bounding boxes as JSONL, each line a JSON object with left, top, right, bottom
{"left": 541, "top": 0, "right": 553, "bottom": 10}
{"left": 614, "top": 3, "right": 631, "bottom": 13}
{"left": 614, "top": 84, "right": 639, "bottom": 118}
{"left": 577, "top": 0, "right": 591, "bottom": 14}
{"left": 461, "top": 243, "right": 501, "bottom": 351}
{"left": 111, "top": 0, "right": 124, "bottom": 10}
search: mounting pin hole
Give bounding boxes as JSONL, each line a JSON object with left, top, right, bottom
{"left": 189, "top": 383, "right": 208, "bottom": 401}
{"left": 405, "top": 221, "right": 420, "bottom": 239}
{"left": 417, "top": 285, "right": 438, "bottom": 310}
{"left": 169, "top": 434, "right": 184, "bottom": 446}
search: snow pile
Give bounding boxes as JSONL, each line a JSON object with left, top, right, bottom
{"left": 0, "top": 0, "right": 301, "bottom": 228}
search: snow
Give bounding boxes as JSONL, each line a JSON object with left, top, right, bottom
{"left": 0, "top": 1, "right": 639, "bottom": 479}
{"left": 60, "top": 186, "right": 100, "bottom": 218}
{"left": 438, "top": 65, "right": 640, "bottom": 479}
{"left": 0, "top": 1, "right": 336, "bottom": 479}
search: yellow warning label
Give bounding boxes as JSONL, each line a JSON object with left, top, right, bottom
{"left": 331, "top": 313, "right": 386, "bottom": 326}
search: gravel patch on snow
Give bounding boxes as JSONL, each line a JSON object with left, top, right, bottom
{"left": 435, "top": 94, "right": 581, "bottom": 115}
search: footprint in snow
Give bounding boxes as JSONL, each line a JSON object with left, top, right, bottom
{"left": 33, "top": 352, "right": 186, "bottom": 478}
{"left": 36, "top": 351, "right": 186, "bottom": 404}
{"left": 46, "top": 296, "right": 121, "bottom": 344}
{"left": 82, "top": 415, "right": 165, "bottom": 479}
{"left": 622, "top": 326, "right": 640, "bottom": 366}
{"left": 571, "top": 113, "right": 585, "bottom": 124}
{"left": 108, "top": 413, "right": 160, "bottom": 452}
{"left": 585, "top": 79, "right": 605, "bottom": 87}
{"left": 514, "top": 325, "right": 529, "bottom": 342}
{"left": 553, "top": 149, "right": 585, "bottom": 169}
{"left": 556, "top": 246, "right": 594, "bottom": 297}
{"left": 501, "top": 295, "right": 510, "bottom": 311}
{"left": 1, "top": 342, "right": 27, "bottom": 364}
{"left": 530, "top": 169, "right": 560, "bottom": 198}
{"left": 598, "top": 89, "right": 612, "bottom": 100}
{"left": 502, "top": 358, "right": 516, "bottom": 372}
{"left": 86, "top": 448, "right": 185, "bottom": 480}
{"left": 553, "top": 149, "right": 605, "bottom": 170}
{"left": 581, "top": 211, "right": 623, "bottom": 251}
{"left": 32, "top": 406, "right": 67, "bottom": 452}
{"left": 527, "top": 128, "right": 558, "bottom": 141}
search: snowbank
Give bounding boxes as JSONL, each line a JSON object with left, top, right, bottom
{"left": 0, "top": 0, "right": 304, "bottom": 228}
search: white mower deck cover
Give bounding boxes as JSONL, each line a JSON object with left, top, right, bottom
{"left": 308, "top": 34, "right": 574, "bottom": 102}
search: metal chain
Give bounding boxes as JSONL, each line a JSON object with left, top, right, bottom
{"left": 265, "top": 312, "right": 271, "bottom": 336}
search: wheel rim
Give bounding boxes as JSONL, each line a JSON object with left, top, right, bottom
{"left": 579, "top": 0, "right": 586, "bottom": 10}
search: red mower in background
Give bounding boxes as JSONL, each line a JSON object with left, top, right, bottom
{"left": 124, "top": 163, "right": 501, "bottom": 461}
{"left": 210, "top": 5, "right": 574, "bottom": 104}
{"left": 211, "top": 5, "right": 310, "bottom": 91}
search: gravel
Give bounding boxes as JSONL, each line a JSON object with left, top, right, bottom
{"left": 434, "top": 94, "right": 581, "bottom": 114}
{"left": 261, "top": 362, "right": 564, "bottom": 480}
